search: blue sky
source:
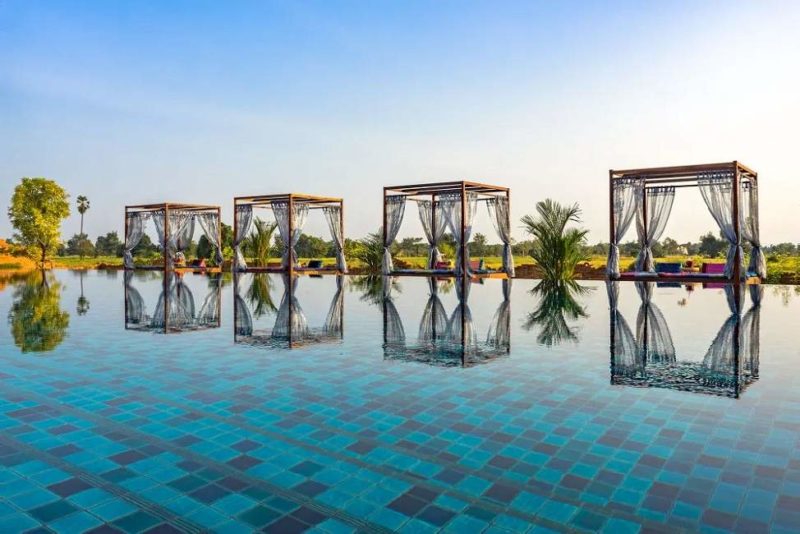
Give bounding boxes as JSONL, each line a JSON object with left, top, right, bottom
{"left": 1, "top": 1, "right": 799, "bottom": 244}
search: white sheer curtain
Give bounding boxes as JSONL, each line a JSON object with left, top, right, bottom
{"left": 123, "top": 213, "right": 147, "bottom": 269}
{"left": 634, "top": 282, "right": 675, "bottom": 363}
{"left": 703, "top": 285, "right": 744, "bottom": 372}
{"left": 197, "top": 212, "right": 224, "bottom": 265}
{"left": 699, "top": 171, "right": 744, "bottom": 279}
{"left": 274, "top": 202, "right": 309, "bottom": 269}
{"left": 741, "top": 285, "right": 762, "bottom": 379}
{"left": 197, "top": 276, "right": 222, "bottom": 326}
{"left": 124, "top": 271, "right": 146, "bottom": 324}
{"left": 741, "top": 181, "right": 766, "bottom": 278}
{"left": 383, "top": 292, "right": 406, "bottom": 346}
{"left": 151, "top": 273, "right": 196, "bottom": 331}
{"left": 234, "top": 294, "right": 253, "bottom": 337}
{"left": 607, "top": 178, "right": 641, "bottom": 278}
{"left": 441, "top": 192, "right": 478, "bottom": 276}
{"left": 447, "top": 280, "right": 476, "bottom": 349}
{"left": 323, "top": 206, "right": 347, "bottom": 273}
{"left": 383, "top": 196, "right": 407, "bottom": 274}
{"left": 487, "top": 196, "right": 515, "bottom": 277}
{"left": 233, "top": 205, "right": 254, "bottom": 271}
{"left": 635, "top": 187, "right": 675, "bottom": 272}
{"left": 151, "top": 210, "right": 167, "bottom": 254}
{"left": 172, "top": 212, "right": 195, "bottom": 254}
{"left": 416, "top": 200, "right": 447, "bottom": 269}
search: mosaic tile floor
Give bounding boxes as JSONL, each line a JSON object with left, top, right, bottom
{"left": 1, "top": 271, "right": 799, "bottom": 532}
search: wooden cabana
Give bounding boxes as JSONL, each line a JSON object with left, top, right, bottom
{"left": 608, "top": 162, "right": 764, "bottom": 283}
{"left": 382, "top": 181, "right": 514, "bottom": 278}
{"left": 124, "top": 203, "right": 223, "bottom": 272}
{"left": 233, "top": 193, "right": 346, "bottom": 276}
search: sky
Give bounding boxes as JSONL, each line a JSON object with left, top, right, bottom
{"left": 1, "top": 0, "right": 799, "bottom": 245}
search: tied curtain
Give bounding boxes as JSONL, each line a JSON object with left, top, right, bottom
{"left": 197, "top": 212, "right": 224, "bottom": 266}
{"left": 441, "top": 192, "right": 479, "bottom": 277}
{"left": 418, "top": 278, "right": 447, "bottom": 344}
{"left": 487, "top": 279, "right": 512, "bottom": 350}
{"left": 273, "top": 202, "right": 309, "bottom": 269}
{"left": 172, "top": 212, "right": 195, "bottom": 256}
{"left": 416, "top": 200, "right": 447, "bottom": 269}
{"left": 383, "top": 196, "right": 407, "bottom": 274}
{"left": 233, "top": 205, "right": 254, "bottom": 271}
{"left": 123, "top": 212, "right": 147, "bottom": 269}
{"left": 487, "top": 196, "right": 515, "bottom": 277}
{"left": 196, "top": 276, "right": 222, "bottom": 327}
{"left": 272, "top": 274, "right": 309, "bottom": 340}
{"left": 634, "top": 282, "right": 676, "bottom": 363}
{"left": 741, "top": 181, "right": 766, "bottom": 278}
{"left": 323, "top": 206, "right": 348, "bottom": 273}
{"left": 741, "top": 285, "right": 762, "bottom": 378}
{"left": 383, "top": 280, "right": 406, "bottom": 346}
{"left": 323, "top": 275, "right": 345, "bottom": 336}
{"left": 151, "top": 273, "right": 196, "bottom": 331}
{"left": 703, "top": 284, "right": 744, "bottom": 373}
{"left": 698, "top": 172, "right": 744, "bottom": 279}
{"left": 635, "top": 187, "right": 675, "bottom": 272}
{"left": 607, "top": 178, "right": 642, "bottom": 278}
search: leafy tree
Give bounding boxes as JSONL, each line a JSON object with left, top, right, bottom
{"left": 471, "top": 233, "right": 488, "bottom": 257}
{"left": 396, "top": 237, "right": 425, "bottom": 257}
{"left": 521, "top": 199, "right": 589, "bottom": 281}
{"left": 660, "top": 237, "right": 683, "bottom": 255}
{"left": 76, "top": 195, "right": 90, "bottom": 237}
{"left": 8, "top": 270, "right": 70, "bottom": 352}
{"left": 133, "top": 234, "right": 158, "bottom": 256}
{"left": 95, "top": 231, "right": 123, "bottom": 256}
{"left": 352, "top": 230, "right": 385, "bottom": 273}
{"left": 698, "top": 232, "right": 727, "bottom": 257}
{"left": 8, "top": 178, "right": 70, "bottom": 264}
{"left": 65, "top": 233, "right": 95, "bottom": 257}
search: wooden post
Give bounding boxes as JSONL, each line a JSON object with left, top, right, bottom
{"left": 733, "top": 281, "right": 742, "bottom": 398}
{"left": 430, "top": 193, "right": 436, "bottom": 269}
{"left": 506, "top": 188, "right": 512, "bottom": 277}
{"left": 164, "top": 204, "right": 170, "bottom": 272}
{"left": 288, "top": 194, "right": 294, "bottom": 278}
{"left": 233, "top": 273, "right": 238, "bottom": 341}
{"left": 124, "top": 207, "right": 130, "bottom": 270}
{"left": 217, "top": 206, "right": 222, "bottom": 269}
{"left": 288, "top": 275, "right": 294, "bottom": 348}
{"left": 732, "top": 161, "right": 741, "bottom": 282}
{"left": 233, "top": 199, "right": 238, "bottom": 271}
{"left": 460, "top": 181, "right": 467, "bottom": 278}
{"left": 608, "top": 171, "right": 615, "bottom": 278}
{"left": 641, "top": 185, "right": 648, "bottom": 270}
{"left": 382, "top": 188, "right": 388, "bottom": 274}
{"left": 339, "top": 200, "right": 345, "bottom": 274}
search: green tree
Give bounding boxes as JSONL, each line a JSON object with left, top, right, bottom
{"left": 8, "top": 178, "right": 71, "bottom": 264}
{"left": 76, "top": 195, "right": 90, "bottom": 237}
{"left": 66, "top": 233, "right": 95, "bottom": 257}
{"left": 521, "top": 199, "right": 589, "bottom": 281}
{"left": 352, "top": 230, "right": 385, "bottom": 273}
{"left": 471, "top": 233, "right": 488, "bottom": 257}
{"left": 95, "top": 231, "right": 123, "bottom": 256}
{"left": 698, "top": 232, "right": 727, "bottom": 257}
{"left": 8, "top": 270, "right": 70, "bottom": 352}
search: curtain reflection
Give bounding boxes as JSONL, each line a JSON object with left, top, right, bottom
{"left": 233, "top": 273, "right": 344, "bottom": 349}
{"left": 124, "top": 271, "right": 221, "bottom": 333}
{"left": 381, "top": 277, "right": 510, "bottom": 367}
{"left": 608, "top": 281, "right": 760, "bottom": 398}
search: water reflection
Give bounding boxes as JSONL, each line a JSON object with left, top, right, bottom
{"left": 522, "top": 280, "right": 591, "bottom": 346}
{"left": 124, "top": 271, "right": 222, "bottom": 333}
{"left": 8, "top": 270, "right": 70, "bottom": 353}
{"left": 382, "top": 277, "right": 511, "bottom": 367}
{"left": 234, "top": 273, "right": 344, "bottom": 349}
{"left": 608, "top": 281, "right": 761, "bottom": 398}
{"left": 76, "top": 270, "right": 90, "bottom": 315}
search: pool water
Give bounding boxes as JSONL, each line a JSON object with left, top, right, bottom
{"left": 1, "top": 270, "right": 799, "bottom": 533}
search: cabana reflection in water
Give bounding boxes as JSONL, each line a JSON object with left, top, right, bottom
{"left": 382, "top": 277, "right": 511, "bottom": 367}
{"left": 233, "top": 273, "right": 344, "bottom": 349}
{"left": 608, "top": 281, "right": 761, "bottom": 398}
{"left": 124, "top": 271, "right": 222, "bottom": 333}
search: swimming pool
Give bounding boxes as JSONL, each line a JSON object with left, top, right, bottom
{"left": 1, "top": 270, "right": 798, "bottom": 532}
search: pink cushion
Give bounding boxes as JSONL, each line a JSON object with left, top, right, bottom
{"left": 702, "top": 263, "right": 725, "bottom": 274}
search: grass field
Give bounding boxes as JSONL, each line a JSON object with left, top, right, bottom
{"left": 0, "top": 253, "right": 797, "bottom": 283}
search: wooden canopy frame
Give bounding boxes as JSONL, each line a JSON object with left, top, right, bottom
{"left": 383, "top": 180, "right": 511, "bottom": 278}
{"left": 609, "top": 161, "right": 759, "bottom": 283}
{"left": 233, "top": 193, "right": 345, "bottom": 276}
{"left": 124, "top": 202, "right": 222, "bottom": 272}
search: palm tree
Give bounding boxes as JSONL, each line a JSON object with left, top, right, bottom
{"left": 77, "top": 195, "right": 90, "bottom": 236}
{"left": 352, "top": 231, "right": 385, "bottom": 274}
{"left": 244, "top": 218, "right": 278, "bottom": 267}
{"left": 521, "top": 199, "right": 588, "bottom": 281}
{"left": 246, "top": 273, "right": 277, "bottom": 318}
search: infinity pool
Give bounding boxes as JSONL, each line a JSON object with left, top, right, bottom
{"left": 1, "top": 270, "right": 798, "bottom": 533}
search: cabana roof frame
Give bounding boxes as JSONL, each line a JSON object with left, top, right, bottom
{"left": 233, "top": 193, "right": 346, "bottom": 275}
{"left": 608, "top": 161, "right": 761, "bottom": 283}
{"left": 383, "top": 180, "right": 512, "bottom": 278}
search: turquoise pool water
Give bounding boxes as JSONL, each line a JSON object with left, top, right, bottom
{"left": 1, "top": 270, "right": 798, "bottom": 533}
